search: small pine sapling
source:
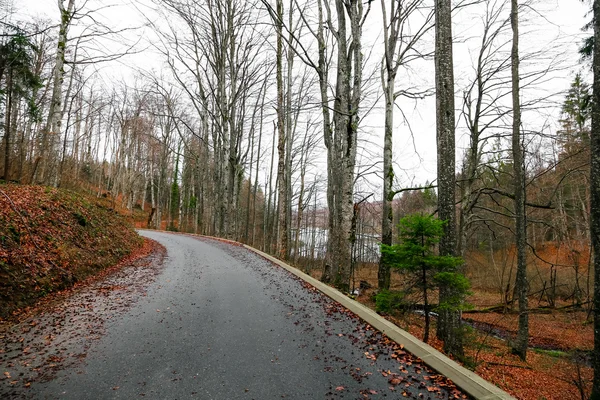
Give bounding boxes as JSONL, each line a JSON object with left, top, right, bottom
{"left": 381, "top": 214, "right": 467, "bottom": 343}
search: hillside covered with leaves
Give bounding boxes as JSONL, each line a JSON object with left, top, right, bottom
{"left": 0, "top": 184, "right": 142, "bottom": 318}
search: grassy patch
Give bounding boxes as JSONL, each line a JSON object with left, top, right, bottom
{"left": 533, "top": 348, "right": 569, "bottom": 358}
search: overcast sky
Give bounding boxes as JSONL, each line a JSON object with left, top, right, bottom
{"left": 11, "top": 0, "right": 592, "bottom": 193}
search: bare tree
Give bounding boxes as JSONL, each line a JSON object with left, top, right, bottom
{"left": 321, "top": 0, "right": 371, "bottom": 290}
{"left": 378, "top": 0, "right": 434, "bottom": 290}
{"left": 33, "top": 0, "right": 75, "bottom": 185}
{"left": 457, "top": 0, "right": 511, "bottom": 256}
{"left": 434, "top": 0, "right": 463, "bottom": 358}
{"left": 589, "top": 0, "right": 600, "bottom": 397}
{"left": 510, "top": 0, "right": 528, "bottom": 361}
{"left": 275, "top": 0, "right": 289, "bottom": 259}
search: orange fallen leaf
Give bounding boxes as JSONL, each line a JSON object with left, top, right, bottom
{"left": 389, "top": 377, "right": 402, "bottom": 386}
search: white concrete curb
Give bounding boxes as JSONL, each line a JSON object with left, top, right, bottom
{"left": 243, "top": 244, "right": 516, "bottom": 400}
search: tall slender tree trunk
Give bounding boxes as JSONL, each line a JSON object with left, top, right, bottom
{"left": 322, "top": 0, "right": 365, "bottom": 292}
{"left": 265, "top": 123, "right": 277, "bottom": 253}
{"left": 378, "top": 0, "right": 396, "bottom": 289}
{"left": 284, "top": 5, "right": 295, "bottom": 261}
{"left": 379, "top": 61, "right": 395, "bottom": 290}
{"left": 275, "top": 0, "right": 288, "bottom": 259}
{"left": 434, "top": 0, "right": 463, "bottom": 358}
{"left": 510, "top": 0, "right": 528, "bottom": 361}
{"left": 295, "top": 171, "right": 305, "bottom": 265}
{"left": 589, "top": 1, "right": 600, "bottom": 397}
{"left": 35, "top": 0, "right": 75, "bottom": 185}
{"left": 252, "top": 91, "right": 265, "bottom": 248}
{"left": 3, "top": 70, "right": 13, "bottom": 181}
{"left": 315, "top": 0, "right": 335, "bottom": 283}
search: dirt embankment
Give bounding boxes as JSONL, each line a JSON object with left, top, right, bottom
{"left": 0, "top": 184, "right": 143, "bottom": 319}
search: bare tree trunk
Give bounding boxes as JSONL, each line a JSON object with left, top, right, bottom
{"left": 284, "top": 4, "right": 295, "bottom": 261}
{"left": 265, "top": 123, "right": 277, "bottom": 253}
{"left": 3, "top": 69, "right": 13, "bottom": 181}
{"left": 320, "top": 0, "right": 367, "bottom": 292}
{"left": 57, "top": 60, "right": 79, "bottom": 188}
{"left": 275, "top": 0, "right": 288, "bottom": 259}
{"left": 378, "top": 0, "right": 396, "bottom": 290}
{"left": 294, "top": 170, "right": 305, "bottom": 265}
{"left": 510, "top": 0, "right": 528, "bottom": 361}
{"left": 434, "top": 0, "right": 463, "bottom": 358}
{"left": 377, "top": 0, "right": 431, "bottom": 290}
{"left": 590, "top": 1, "right": 600, "bottom": 397}
{"left": 252, "top": 87, "right": 266, "bottom": 247}
{"left": 35, "top": 0, "right": 75, "bottom": 185}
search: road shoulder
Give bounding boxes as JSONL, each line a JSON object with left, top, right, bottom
{"left": 243, "top": 244, "right": 515, "bottom": 400}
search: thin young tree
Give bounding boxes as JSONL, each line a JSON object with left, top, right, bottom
{"left": 381, "top": 214, "right": 463, "bottom": 343}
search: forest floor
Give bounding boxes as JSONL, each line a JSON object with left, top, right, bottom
{"left": 0, "top": 184, "right": 144, "bottom": 319}
{"left": 306, "top": 265, "right": 593, "bottom": 400}
{"left": 1, "top": 183, "right": 592, "bottom": 399}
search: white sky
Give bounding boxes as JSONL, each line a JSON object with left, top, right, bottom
{"left": 12, "top": 0, "right": 592, "bottom": 196}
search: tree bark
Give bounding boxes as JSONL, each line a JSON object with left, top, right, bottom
{"left": 590, "top": 0, "right": 600, "bottom": 397}
{"left": 3, "top": 69, "right": 13, "bottom": 181}
{"left": 378, "top": 0, "right": 396, "bottom": 291}
{"left": 320, "top": 0, "right": 365, "bottom": 292}
{"left": 276, "top": 0, "right": 288, "bottom": 259}
{"left": 35, "top": 0, "right": 75, "bottom": 185}
{"left": 434, "top": 0, "right": 463, "bottom": 358}
{"left": 510, "top": 0, "right": 528, "bottom": 361}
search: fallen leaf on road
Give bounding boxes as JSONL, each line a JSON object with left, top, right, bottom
{"left": 335, "top": 386, "right": 344, "bottom": 391}
{"left": 389, "top": 377, "right": 402, "bottom": 386}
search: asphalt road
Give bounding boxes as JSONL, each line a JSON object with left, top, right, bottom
{"left": 20, "top": 231, "right": 464, "bottom": 399}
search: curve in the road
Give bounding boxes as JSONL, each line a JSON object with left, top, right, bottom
{"left": 24, "top": 231, "right": 487, "bottom": 399}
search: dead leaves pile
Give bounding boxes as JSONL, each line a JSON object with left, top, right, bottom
{"left": 0, "top": 184, "right": 143, "bottom": 318}
{"left": 0, "top": 238, "right": 165, "bottom": 397}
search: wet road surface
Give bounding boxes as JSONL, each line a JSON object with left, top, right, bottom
{"left": 3, "top": 231, "right": 467, "bottom": 399}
